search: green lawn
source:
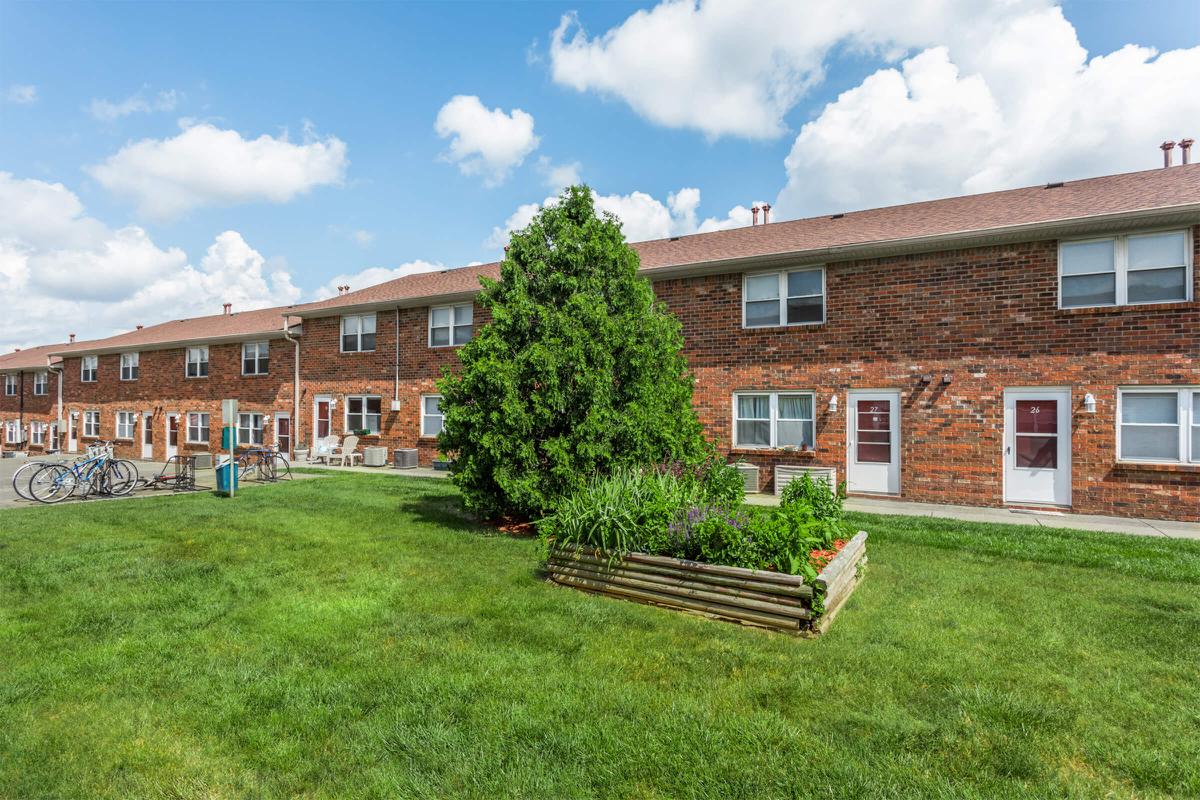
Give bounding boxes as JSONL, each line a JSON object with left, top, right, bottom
{"left": 1, "top": 474, "right": 1198, "bottom": 799}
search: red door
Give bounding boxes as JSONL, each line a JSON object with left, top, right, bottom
{"left": 316, "top": 400, "right": 330, "bottom": 438}
{"left": 277, "top": 417, "right": 291, "bottom": 453}
{"left": 168, "top": 415, "right": 179, "bottom": 446}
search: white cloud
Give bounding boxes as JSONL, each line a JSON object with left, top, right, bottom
{"left": 310, "top": 260, "right": 445, "bottom": 301}
{"left": 777, "top": 7, "right": 1200, "bottom": 217}
{"left": 88, "top": 89, "right": 178, "bottom": 121}
{"left": 486, "top": 186, "right": 751, "bottom": 250}
{"left": 538, "top": 156, "right": 582, "bottom": 190}
{"left": 87, "top": 121, "right": 348, "bottom": 220}
{"left": 328, "top": 225, "right": 376, "bottom": 248}
{"left": 434, "top": 95, "right": 540, "bottom": 186}
{"left": 0, "top": 172, "right": 301, "bottom": 352}
{"left": 6, "top": 84, "right": 37, "bottom": 104}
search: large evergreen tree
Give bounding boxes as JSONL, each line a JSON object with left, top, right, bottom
{"left": 438, "top": 185, "right": 705, "bottom": 519}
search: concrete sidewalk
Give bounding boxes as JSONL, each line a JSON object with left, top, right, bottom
{"left": 303, "top": 462, "right": 1199, "bottom": 540}
{"left": 746, "top": 492, "right": 1199, "bottom": 539}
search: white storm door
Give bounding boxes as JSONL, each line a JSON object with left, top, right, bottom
{"left": 846, "top": 391, "right": 901, "bottom": 494}
{"left": 1004, "top": 389, "right": 1071, "bottom": 506}
{"left": 166, "top": 414, "right": 179, "bottom": 459}
{"left": 141, "top": 412, "right": 154, "bottom": 459}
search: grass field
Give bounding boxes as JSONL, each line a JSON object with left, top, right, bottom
{"left": 1, "top": 473, "right": 1198, "bottom": 799}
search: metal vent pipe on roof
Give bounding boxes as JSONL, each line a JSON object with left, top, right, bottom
{"left": 223, "top": 303, "right": 232, "bottom": 315}
{"left": 751, "top": 205, "right": 760, "bottom": 225}
{"left": 68, "top": 333, "right": 75, "bottom": 343}
{"left": 1181, "top": 138, "right": 1194, "bottom": 165}
{"left": 1161, "top": 141, "right": 1176, "bottom": 168}
{"left": 762, "top": 203, "right": 771, "bottom": 224}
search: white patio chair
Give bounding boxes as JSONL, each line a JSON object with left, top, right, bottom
{"left": 328, "top": 435, "right": 362, "bottom": 467}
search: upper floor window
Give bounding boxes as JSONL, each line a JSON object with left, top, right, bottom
{"left": 1118, "top": 387, "right": 1200, "bottom": 464}
{"left": 83, "top": 410, "right": 100, "bottom": 437}
{"left": 341, "top": 314, "right": 376, "bottom": 352}
{"left": 242, "top": 341, "right": 269, "bottom": 375}
{"left": 186, "top": 346, "right": 209, "bottom": 378}
{"left": 421, "top": 394, "right": 444, "bottom": 437}
{"left": 429, "top": 303, "right": 473, "bottom": 347}
{"left": 3, "top": 374, "right": 16, "bottom": 395}
{"left": 1060, "top": 230, "right": 1192, "bottom": 309}
{"left": 237, "top": 413, "right": 264, "bottom": 446}
{"left": 81, "top": 355, "right": 98, "bottom": 383}
{"left": 116, "top": 411, "right": 136, "bottom": 440}
{"left": 120, "top": 352, "right": 139, "bottom": 381}
{"left": 187, "top": 412, "right": 210, "bottom": 444}
{"left": 743, "top": 268, "right": 825, "bottom": 328}
{"left": 345, "top": 395, "right": 382, "bottom": 434}
{"left": 733, "top": 391, "right": 815, "bottom": 450}
{"left": 33, "top": 371, "right": 48, "bottom": 395}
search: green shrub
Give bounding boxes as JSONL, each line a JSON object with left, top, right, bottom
{"left": 778, "top": 472, "right": 845, "bottom": 520}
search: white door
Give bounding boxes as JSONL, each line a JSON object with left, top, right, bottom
{"left": 141, "top": 412, "right": 154, "bottom": 459}
{"left": 314, "top": 396, "right": 332, "bottom": 440}
{"left": 1004, "top": 389, "right": 1071, "bottom": 506}
{"left": 67, "top": 415, "right": 78, "bottom": 453}
{"left": 275, "top": 413, "right": 291, "bottom": 456}
{"left": 846, "top": 391, "right": 901, "bottom": 494}
{"left": 166, "top": 413, "right": 179, "bottom": 459}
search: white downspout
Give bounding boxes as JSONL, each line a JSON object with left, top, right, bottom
{"left": 49, "top": 357, "right": 63, "bottom": 451}
{"left": 394, "top": 307, "right": 400, "bottom": 407}
{"left": 282, "top": 316, "right": 300, "bottom": 458}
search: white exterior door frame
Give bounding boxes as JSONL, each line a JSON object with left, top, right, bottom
{"left": 67, "top": 413, "right": 79, "bottom": 453}
{"left": 141, "top": 411, "right": 154, "bottom": 459}
{"left": 314, "top": 395, "right": 332, "bottom": 440}
{"left": 165, "top": 413, "right": 180, "bottom": 459}
{"left": 1003, "top": 388, "right": 1072, "bottom": 507}
{"left": 846, "top": 390, "right": 902, "bottom": 495}
{"left": 274, "top": 412, "right": 291, "bottom": 456}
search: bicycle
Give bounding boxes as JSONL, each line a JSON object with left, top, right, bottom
{"left": 27, "top": 445, "right": 139, "bottom": 504}
{"left": 10, "top": 441, "right": 110, "bottom": 501}
{"left": 236, "top": 445, "right": 291, "bottom": 482}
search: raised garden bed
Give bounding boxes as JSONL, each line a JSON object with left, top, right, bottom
{"left": 547, "top": 531, "right": 867, "bottom": 635}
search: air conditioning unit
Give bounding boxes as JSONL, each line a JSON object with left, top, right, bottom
{"left": 733, "top": 463, "right": 760, "bottom": 494}
{"left": 393, "top": 448, "right": 418, "bottom": 469}
{"left": 774, "top": 465, "right": 837, "bottom": 497}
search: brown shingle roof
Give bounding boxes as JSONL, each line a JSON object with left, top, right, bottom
{"left": 289, "top": 164, "right": 1200, "bottom": 316}
{"left": 0, "top": 342, "right": 79, "bottom": 371}
{"left": 44, "top": 306, "right": 301, "bottom": 357}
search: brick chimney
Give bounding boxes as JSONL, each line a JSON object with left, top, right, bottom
{"left": 1161, "top": 140, "right": 1176, "bottom": 168}
{"left": 1181, "top": 138, "right": 1194, "bottom": 165}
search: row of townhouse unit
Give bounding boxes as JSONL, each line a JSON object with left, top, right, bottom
{"left": 3, "top": 164, "right": 1198, "bottom": 521}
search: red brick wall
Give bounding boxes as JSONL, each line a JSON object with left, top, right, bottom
{"left": 58, "top": 339, "right": 295, "bottom": 461}
{"left": 296, "top": 303, "right": 489, "bottom": 465}
{"left": 651, "top": 228, "right": 1200, "bottom": 521}
{"left": 0, "top": 369, "right": 60, "bottom": 452}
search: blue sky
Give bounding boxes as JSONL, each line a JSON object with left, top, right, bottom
{"left": 1, "top": 0, "right": 1198, "bottom": 349}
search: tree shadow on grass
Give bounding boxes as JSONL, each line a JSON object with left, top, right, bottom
{"left": 396, "top": 490, "right": 492, "bottom": 535}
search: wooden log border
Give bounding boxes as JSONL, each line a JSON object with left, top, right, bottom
{"left": 547, "top": 532, "right": 867, "bottom": 635}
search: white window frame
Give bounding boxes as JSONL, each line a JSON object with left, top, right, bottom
{"left": 116, "top": 411, "right": 136, "bottom": 440}
{"left": 241, "top": 341, "right": 269, "bottom": 376}
{"left": 1116, "top": 387, "right": 1200, "bottom": 465}
{"left": 340, "top": 313, "right": 377, "bottom": 353}
{"left": 83, "top": 410, "right": 100, "bottom": 438}
{"left": 185, "top": 346, "right": 209, "bottom": 378}
{"left": 30, "top": 421, "right": 45, "bottom": 446}
{"left": 186, "top": 412, "right": 210, "bottom": 444}
{"left": 420, "top": 394, "right": 444, "bottom": 438}
{"left": 1058, "top": 228, "right": 1193, "bottom": 310}
{"left": 120, "top": 352, "right": 139, "bottom": 381}
{"left": 345, "top": 395, "right": 382, "bottom": 434}
{"left": 81, "top": 355, "right": 98, "bottom": 383}
{"left": 5, "top": 420, "right": 21, "bottom": 444}
{"left": 4, "top": 374, "right": 17, "bottom": 396}
{"left": 33, "top": 371, "right": 48, "bottom": 395}
{"left": 742, "top": 267, "right": 826, "bottom": 328}
{"left": 428, "top": 303, "right": 474, "bottom": 347}
{"left": 237, "top": 413, "right": 264, "bottom": 446}
{"left": 731, "top": 391, "right": 817, "bottom": 450}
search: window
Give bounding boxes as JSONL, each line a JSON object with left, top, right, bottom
{"left": 341, "top": 314, "right": 376, "bottom": 352}
{"left": 81, "top": 355, "right": 98, "bottom": 382}
{"left": 115, "top": 411, "right": 136, "bottom": 440}
{"left": 1060, "top": 230, "right": 1191, "bottom": 309}
{"left": 83, "top": 410, "right": 100, "bottom": 437}
{"left": 3, "top": 374, "right": 16, "bottom": 395}
{"left": 237, "top": 413, "right": 264, "bottom": 446}
{"left": 743, "top": 268, "right": 825, "bottom": 328}
{"left": 30, "top": 422, "right": 45, "bottom": 446}
{"left": 32, "top": 371, "right": 47, "bottom": 395}
{"left": 4, "top": 420, "right": 20, "bottom": 444}
{"left": 346, "top": 396, "right": 382, "bottom": 434}
{"left": 242, "top": 341, "right": 269, "bottom": 375}
{"left": 1118, "top": 388, "right": 1200, "bottom": 464}
{"left": 120, "top": 352, "right": 139, "bottom": 381}
{"left": 187, "top": 412, "right": 210, "bottom": 444}
{"left": 733, "top": 392, "right": 815, "bottom": 449}
{"left": 421, "top": 394, "right": 444, "bottom": 437}
{"left": 186, "top": 346, "right": 209, "bottom": 378}
{"left": 429, "top": 304, "right": 473, "bottom": 347}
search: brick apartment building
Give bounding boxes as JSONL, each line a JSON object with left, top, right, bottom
{"left": 3, "top": 163, "right": 1198, "bottom": 521}
{"left": 0, "top": 342, "right": 73, "bottom": 454}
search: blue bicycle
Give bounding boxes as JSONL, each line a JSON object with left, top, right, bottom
{"left": 27, "top": 443, "right": 139, "bottom": 504}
